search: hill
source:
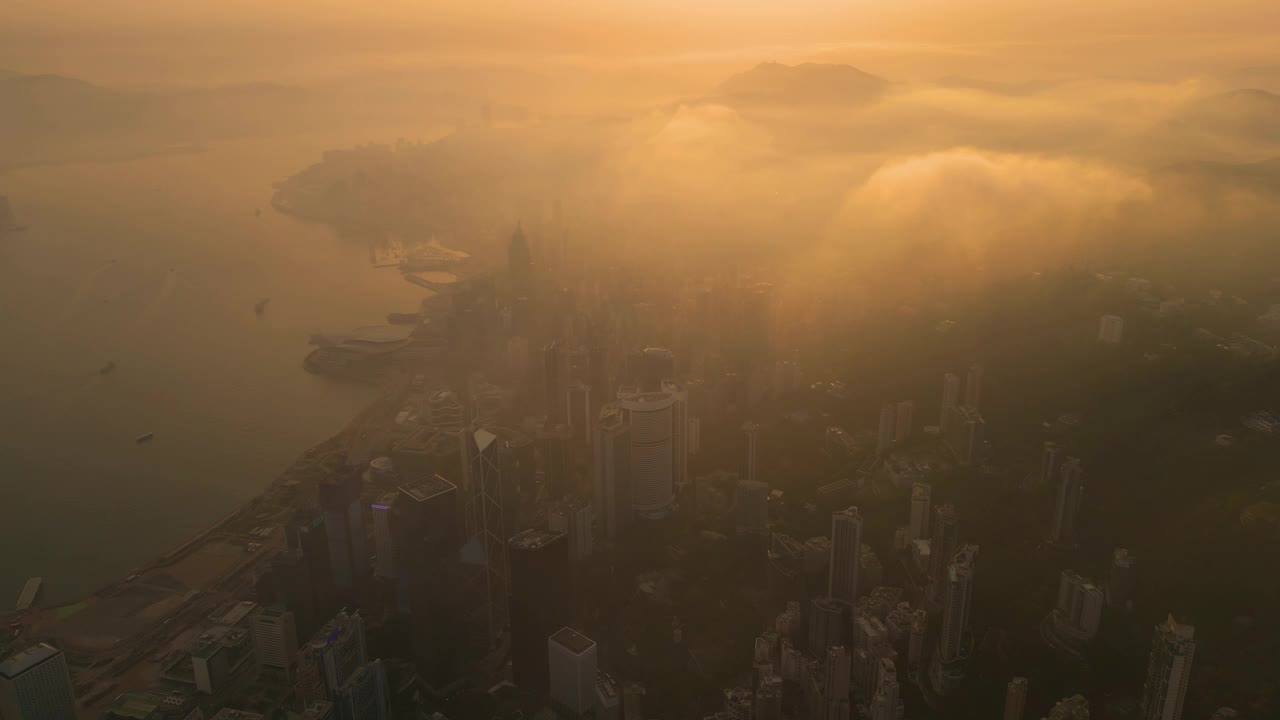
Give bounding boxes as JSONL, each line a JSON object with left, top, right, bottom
{"left": 713, "top": 62, "right": 888, "bottom": 106}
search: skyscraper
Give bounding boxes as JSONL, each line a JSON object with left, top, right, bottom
{"left": 548, "top": 628, "right": 598, "bottom": 717}
{"left": 295, "top": 610, "right": 367, "bottom": 706}
{"left": 252, "top": 607, "right": 299, "bottom": 681}
{"left": 392, "top": 474, "right": 465, "bottom": 688}
{"left": 1051, "top": 457, "right": 1085, "bottom": 545}
{"left": 909, "top": 482, "right": 931, "bottom": 542}
{"left": 877, "top": 403, "right": 896, "bottom": 456}
{"left": 470, "top": 428, "right": 511, "bottom": 649}
{"left": 1141, "top": 615, "right": 1196, "bottom": 720}
{"left": 940, "top": 373, "right": 961, "bottom": 430}
{"left": 0, "top": 644, "right": 77, "bottom": 720}
{"left": 965, "top": 364, "right": 984, "bottom": 410}
{"left": 371, "top": 492, "right": 398, "bottom": 581}
{"left": 565, "top": 381, "right": 593, "bottom": 450}
{"left": 736, "top": 479, "right": 770, "bottom": 536}
{"left": 619, "top": 389, "right": 677, "bottom": 519}
{"left": 870, "top": 658, "right": 899, "bottom": 720}
{"left": 829, "top": 507, "right": 864, "bottom": 606}
{"left": 333, "top": 660, "right": 388, "bottom": 720}
{"left": 946, "top": 405, "right": 985, "bottom": 466}
{"left": 742, "top": 420, "right": 761, "bottom": 484}
{"left": 808, "top": 596, "right": 843, "bottom": 656}
{"left": 895, "top": 400, "right": 914, "bottom": 443}
{"left": 928, "top": 504, "right": 959, "bottom": 602}
{"left": 508, "top": 223, "right": 532, "bottom": 289}
{"left": 318, "top": 473, "right": 368, "bottom": 592}
{"left": 1004, "top": 677, "right": 1028, "bottom": 720}
{"left": 938, "top": 544, "right": 979, "bottom": 664}
{"left": 1040, "top": 442, "right": 1062, "bottom": 488}
{"left": 545, "top": 340, "right": 566, "bottom": 423}
{"left": 508, "top": 529, "right": 571, "bottom": 693}
{"left": 1098, "top": 314, "right": 1125, "bottom": 344}
{"left": 1052, "top": 571, "right": 1105, "bottom": 642}
{"left": 663, "top": 380, "right": 690, "bottom": 494}
{"left": 593, "top": 403, "right": 632, "bottom": 540}
{"left": 549, "top": 497, "right": 594, "bottom": 562}
{"left": 1110, "top": 548, "right": 1138, "bottom": 608}
{"left": 825, "top": 645, "right": 851, "bottom": 708}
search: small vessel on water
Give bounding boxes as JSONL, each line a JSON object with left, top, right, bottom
{"left": 136, "top": 432, "right": 155, "bottom": 444}
{"left": 254, "top": 298, "right": 270, "bottom": 315}
{"left": 100, "top": 361, "right": 116, "bottom": 376}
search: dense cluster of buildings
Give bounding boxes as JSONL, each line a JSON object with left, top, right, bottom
{"left": 0, "top": 223, "right": 1230, "bottom": 720}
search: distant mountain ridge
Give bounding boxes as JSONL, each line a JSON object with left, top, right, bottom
{"left": 713, "top": 62, "right": 888, "bottom": 105}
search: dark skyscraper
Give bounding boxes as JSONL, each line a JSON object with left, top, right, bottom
{"left": 929, "top": 504, "right": 960, "bottom": 603}
{"left": 545, "top": 339, "right": 567, "bottom": 423}
{"left": 318, "top": 473, "right": 369, "bottom": 593}
{"left": 267, "top": 509, "right": 336, "bottom": 639}
{"left": 509, "top": 223, "right": 532, "bottom": 289}
{"left": 508, "top": 528, "right": 572, "bottom": 695}
{"left": 394, "top": 474, "right": 465, "bottom": 690}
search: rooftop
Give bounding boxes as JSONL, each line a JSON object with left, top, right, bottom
{"left": 550, "top": 627, "right": 596, "bottom": 655}
{"left": 399, "top": 474, "right": 456, "bottom": 503}
{"left": 0, "top": 643, "right": 61, "bottom": 678}
{"left": 510, "top": 528, "right": 566, "bottom": 550}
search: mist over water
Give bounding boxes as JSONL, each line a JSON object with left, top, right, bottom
{"left": 0, "top": 133, "right": 435, "bottom": 603}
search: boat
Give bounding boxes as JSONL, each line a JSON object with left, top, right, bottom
{"left": 386, "top": 312, "right": 421, "bottom": 325}
{"left": 100, "top": 361, "right": 116, "bottom": 376}
{"left": 136, "top": 432, "right": 155, "bottom": 444}
{"left": 254, "top": 298, "right": 270, "bottom": 315}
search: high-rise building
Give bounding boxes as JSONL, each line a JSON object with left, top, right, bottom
{"left": 595, "top": 671, "right": 621, "bottom": 720}
{"left": 471, "top": 428, "right": 512, "bottom": 649}
{"left": 809, "top": 596, "right": 843, "bottom": 656}
{"left": 593, "top": 403, "right": 632, "bottom": 540}
{"left": 723, "top": 687, "right": 754, "bottom": 720}
{"left": 877, "top": 403, "right": 896, "bottom": 456}
{"left": 824, "top": 645, "right": 851, "bottom": 707}
{"left": 1098, "top": 315, "right": 1125, "bottom": 344}
{"left": 736, "top": 479, "right": 770, "bottom": 536}
{"left": 859, "top": 545, "right": 883, "bottom": 598}
{"left": 392, "top": 474, "right": 467, "bottom": 686}
{"left": 566, "top": 381, "right": 593, "bottom": 450}
{"left": 755, "top": 674, "right": 783, "bottom": 720}
{"left": 1045, "top": 694, "right": 1090, "bottom": 720}
{"left": 1004, "top": 677, "right": 1028, "bottom": 720}
{"left": 545, "top": 340, "right": 567, "bottom": 423}
{"left": 0, "top": 643, "right": 77, "bottom": 720}
{"left": 1141, "top": 615, "right": 1196, "bottom": 720}
{"left": 549, "top": 497, "right": 594, "bottom": 562}
{"left": 371, "top": 492, "right": 398, "bottom": 581}
{"left": 938, "top": 545, "right": 979, "bottom": 664}
{"left": 895, "top": 400, "right": 914, "bottom": 443}
{"left": 945, "top": 405, "right": 984, "bottom": 466}
{"left": 909, "top": 482, "right": 931, "bottom": 542}
{"left": 1040, "top": 442, "right": 1062, "bottom": 488}
{"left": 687, "top": 416, "right": 702, "bottom": 454}
{"left": 509, "top": 529, "right": 571, "bottom": 693}
{"left": 549, "top": 628, "right": 598, "bottom": 717}
{"left": 940, "top": 373, "right": 961, "bottom": 430}
{"left": 965, "top": 364, "right": 984, "bottom": 410}
{"left": 742, "top": 420, "right": 761, "bottom": 484}
{"left": 1110, "top": 548, "right": 1138, "bottom": 608}
{"left": 907, "top": 609, "right": 928, "bottom": 669}
{"left": 508, "top": 223, "right": 532, "bottom": 289}
{"left": 295, "top": 610, "right": 367, "bottom": 707}
{"left": 619, "top": 389, "right": 677, "bottom": 519}
{"left": 333, "top": 660, "right": 388, "bottom": 720}
{"left": 1051, "top": 457, "right": 1085, "bottom": 545}
{"left": 928, "top": 504, "right": 959, "bottom": 602}
{"left": 870, "top": 658, "right": 899, "bottom": 720}
{"left": 1052, "top": 571, "right": 1105, "bottom": 642}
{"left": 318, "top": 473, "right": 368, "bottom": 592}
{"left": 252, "top": 607, "right": 299, "bottom": 681}
{"left": 829, "top": 507, "right": 864, "bottom": 605}
{"left": 663, "top": 380, "right": 690, "bottom": 493}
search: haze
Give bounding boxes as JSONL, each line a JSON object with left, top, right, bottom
{"left": 3, "top": 2, "right": 1280, "bottom": 719}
